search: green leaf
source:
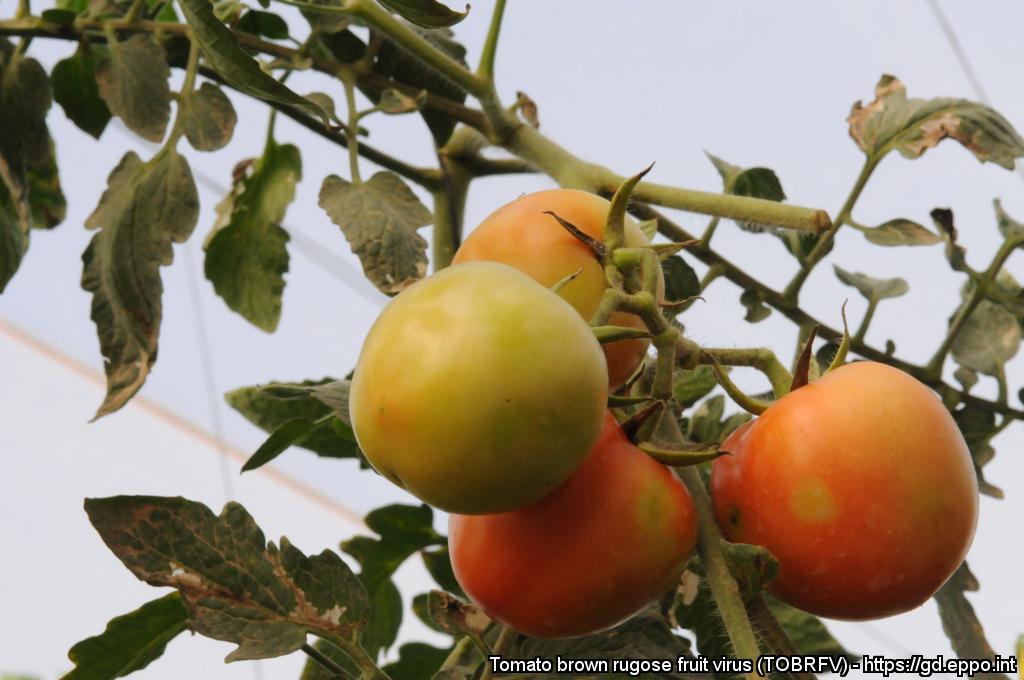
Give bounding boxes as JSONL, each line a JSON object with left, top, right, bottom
{"left": 660, "top": 255, "right": 699, "bottom": 304}
{"left": 672, "top": 364, "right": 717, "bottom": 408}
{"left": 848, "top": 75, "right": 1024, "bottom": 168}
{"left": 374, "top": 25, "right": 466, "bottom": 145}
{"left": 84, "top": 495, "right": 369, "bottom": 661}
{"left": 378, "top": 0, "right": 468, "bottom": 28}
{"left": 299, "top": 639, "right": 357, "bottom": 680}
{"left": 342, "top": 504, "right": 445, "bottom": 660}
{"left": 860, "top": 218, "right": 941, "bottom": 247}
{"left": 236, "top": 9, "right": 290, "bottom": 40}
{"left": 0, "top": 157, "right": 30, "bottom": 293}
{"left": 953, "top": 403, "right": 1003, "bottom": 499}
{"left": 51, "top": 46, "right": 112, "bottom": 139}
{"left": 994, "top": 199, "right": 1024, "bottom": 241}
{"left": 0, "top": 39, "right": 52, "bottom": 169}
{"left": 421, "top": 545, "right": 464, "bottom": 596}
{"left": 933, "top": 562, "right": 1001, "bottom": 662}
{"left": 763, "top": 593, "right": 852, "bottom": 658}
{"left": 96, "top": 34, "right": 171, "bottom": 142}
{"left": 41, "top": 8, "right": 79, "bottom": 24}
{"left": 319, "top": 171, "right": 431, "bottom": 294}
{"left": 707, "top": 152, "right": 786, "bottom": 231}
{"left": 82, "top": 150, "right": 199, "bottom": 418}
{"left": 951, "top": 299, "right": 1020, "bottom": 376}
{"left": 178, "top": 0, "right": 329, "bottom": 124}
{"left": 300, "top": 0, "right": 352, "bottom": 34}
{"left": 205, "top": 139, "right": 299, "bottom": 330}
{"left": 382, "top": 642, "right": 452, "bottom": 680}
{"left": 65, "top": 593, "right": 188, "bottom": 679}
{"left": 427, "top": 591, "right": 491, "bottom": 639}
{"left": 378, "top": 87, "right": 427, "bottom": 114}
{"left": 722, "top": 542, "right": 778, "bottom": 598}
{"left": 181, "top": 81, "right": 237, "bottom": 152}
{"left": 739, "top": 289, "right": 771, "bottom": 323}
{"left": 225, "top": 378, "right": 359, "bottom": 460}
{"left": 241, "top": 418, "right": 321, "bottom": 472}
{"left": 833, "top": 264, "right": 908, "bottom": 301}
{"left": 27, "top": 138, "right": 66, "bottom": 229}
{"left": 673, "top": 570, "right": 733, "bottom": 662}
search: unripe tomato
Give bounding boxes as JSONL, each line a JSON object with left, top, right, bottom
{"left": 453, "top": 189, "right": 658, "bottom": 389}
{"left": 350, "top": 262, "right": 608, "bottom": 515}
{"left": 711, "top": 361, "right": 978, "bottom": 620}
{"left": 449, "top": 412, "right": 698, "bottom": 638}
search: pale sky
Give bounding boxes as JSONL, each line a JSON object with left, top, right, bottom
{"left": 2, "top": 1, "right": 1022, "bottom": 677}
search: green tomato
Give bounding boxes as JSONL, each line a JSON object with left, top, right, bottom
{"left": 349, "top": 262, "right": 609, "bottom": 514}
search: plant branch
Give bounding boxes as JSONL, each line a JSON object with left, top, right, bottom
{"left": 631, "top": 201, "right": 1024, "bottom": 421}
{"left": 784, "top": 157, "right": 878, "bottom": 301}
{"left": 476, "top": 0, "right": 507, "bottom": 84}
{"left": 302, "top": 642, "right": 349, "bottom": 676}
{"left": 854, "top": 297, "right": 878, "bottom": 344}
{"left": 319, "top": 634, "right": 388, "bottom": 680}
{"left": 166, "top": 34, "right": 201, "bottom": 146}
{"left": 698, "top": 347, "right": 793, "bottom": 399}
{"left": 432, "top": 150, "right": 472, "bottom": 270}
{"left": 339, "top": 67, "right": 363, "bottom": 184}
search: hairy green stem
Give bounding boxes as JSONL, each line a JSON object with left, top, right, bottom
{"left": 698, "top": 347, "right": 793, "bottom": 399}
{"left": 784, "top": 157, "right": 878, "bottom": 301}
{"left": 476, "top": 0, "right": 507, "bottom": 84}
{"left": 854, "top": 298, "right": 878, "bottom": 344}
{"left": 166, "top": 34, "right": 200, "bottom": 146}
{"left": 432, "top": 153, "right": 472, "bottom": 270}
{"left": 701, "top": 215, "right": 722, "bottom": 245}
{"left": 339, "top": 68, "right": 363, "bottom": 184}
{"left": 925, "top": 233, "right": 1024, "bottom": 376}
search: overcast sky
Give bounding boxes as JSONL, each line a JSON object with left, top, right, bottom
{"left": 2, "top": 1, "right": 1022, "bottom": 678}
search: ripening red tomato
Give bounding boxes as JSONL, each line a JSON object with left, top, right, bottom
{"left": 453, "top": 189, "right": 659, "bottom": 389}
{"left": 449, "top": 411, "right": 698, "bottom": 638}
{"left": 711, "top": 361, "right": 978, "bottom": 620}
{"left": 349, "top": 262, "right": 608, "bottom": 515}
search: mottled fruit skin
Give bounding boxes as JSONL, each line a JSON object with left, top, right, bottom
{"left": 449, "top": 412, "right": 698, "bottom": 638}
{"left": 453, "top": 189, "right": 658, "bottom": 389}
{"left": 349, "top": 262, "right": 608, "bottom": 515}
{"left": 711, "top": 361, "right": 978, "bottom": 620}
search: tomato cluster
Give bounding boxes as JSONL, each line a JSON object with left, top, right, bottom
{"left": 350, "top": 190, "right": 697, "bottom": 638}
{"left": 350, "top": 188, "right": 979, "bottom": 638}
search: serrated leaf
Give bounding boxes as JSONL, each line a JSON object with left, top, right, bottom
{"left": 861, "top": 218, "right": 941, "bottom": 246}
{"left": 65, "top": 593, "right": 188, "bottom": 679}
{"left": 661, "top": 255, "right": 699, "bottom": 307}
{"left": 319, "top": 171, "right": 431, "bottom": 294}
{"left": 763, "top": 593, "right": 851, "bottom": 658}
{"left": 382, "top": 642, "right": 453, "bottom": 680}
{"left": 341, "top": 504, "right": 445, "bottom": 660}
{"left": 378, "top": 0, "right": 468, "bottom": 28}
{"left": 739, "top": 289, "right": 771, "bottom": 323}
{"left": 181, "top": 81, "right": 237, "bottom": 152}
{"left": 51, "top": 46, "right": 112, "bottom": 139}
{"left": 225, "top": 378, "right": 359, "bottom": 460}
{"left": 934, "top": 562, "right": 1001, "bottom": 662}
{"left": 848, "top": 75, "right": 1024, "bottom": 168}
{"left": 951, "top": 299, "right": 1020, "bottom": 376}
{"left": 374, "top": 25, "right": 466, "bottom": 145}
{"left": 994, "top": 199, "right": 1024, "bottom": 242}
{"left": 205, "top": 139, "right": 298, "bottom": 330}
{"left": 833, "top": 264, "right": 908, "bottom": 301}
{"left": 672, "top": 364, "right": 717, "bottom": 408}
{"left": 236, "top": 9, "right": 290, "bottom": 39}
{"left": 178, "top": 0, "right": 329, "bottom": 124}
{"left": 82, "top": 150, "right": 199, "bottom": 418}
{"left": 84, "top": 496, "right": 369, "bottom": 662}
{"left": 96, "top": 34, "right": 171, "bottom": 142}
{"left": 0, "top": 39, "right": 52, "bottom": 168}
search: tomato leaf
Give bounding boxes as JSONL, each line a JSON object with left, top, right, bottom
{"left": 51, "top": 45, "right": 112, "bottom": 139}
{"left": 181, "top": 81, "right": 237, "bottom": 152}
{"left": 382, "top": 642, "right": 454, "bottom": 680}
{"left": 934, "top": 562, "right": 1002, "bottom": 663}
{"left": 373, "top": 25, "right": 467, "bottom": 145}
{"left": 235, "top": 9, "right": 290, "bottom": 40}
{"left": 96, "top": 34, "right": 171, "bottom": 142}
{"left": 739, "top": 289, "right": 772, "bottom": 323}
{"left": 762, "top": 593, "right": 853, "bottom": 658}
{"left": 65, "top": 593, "right": 188, "bottom": 679}
{"left": 848, "top": 75, "right": 1024, "bottom": 168}
{"left": 833, "top": 264, "right": 908, "bottom": 302}
{"left": 205, "top": 139, "right": 299, "bottom": 331}
{"left": 427, "top": 591, "right": 491, "bottom": 638}
{"left": 82, "top": 150, "right": 199, "bottom": 418}
{"left": 0, "top": 39, "right": 52, "bottom": 169}
{"left": 225, "top": 378, "right": 360, "bottom": 462}
{"left": 341, "top": 504, "right": 445, "bottom": 659}
{"left": 84, "top": 496, "right": 370, "bottom": 661}
{"left": 299, "top": 639, "right": 358, "bottom": 679}
{"left": 27, "top": 139, "right": 66, "bottom": 230}
{"left": 378, "top": 0, "right": 468, "bottom": 29}
{"left": 951, "top": 300, "right": 1020, "bottom": 377}
{"left": 421, "top": 545, "right": 464, "bottom": 596}
{"left": 0, "top": 158, "right": 30, "bottom": 293}
{"left": 661, "top": 255, "right": 700, "bottom": 311}
{"left": 177, "top": 0, "right": 329, "bottom": 125}
{"left": 673, "top": 364, "right": 718, "bottom": 408}
{"left": 319, "top": 171, "right": 431, "bottom": 295}
{"left": 707, "top": 152, "right": 786, "bottom": 231}
{"left": 994, "top": 199, "right": 1024, "bottom": 241}
{"left": 860, "top": 218, "right": 941, "bottom": 247}
{"left": 953, "top": 402, "right": 1004, "bottom": 499}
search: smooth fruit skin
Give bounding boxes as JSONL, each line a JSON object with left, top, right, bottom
{"left": 453, "top": 189, "right": 656, "bottom": 389}
{"left": 349, "top": 262, "right": 608, "bottom": 515}
{"left": 711, "top": 361, "right": 978, "bottom": 620}
{"left": 449, "top": 412, "right": 698, "bottom": 638}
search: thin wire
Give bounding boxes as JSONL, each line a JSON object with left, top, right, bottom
{"left": 925, "top": 0, "right": 1024, "bottom": 186}
{"left": 183, "top": 244, "right": 235, "bottom": 504}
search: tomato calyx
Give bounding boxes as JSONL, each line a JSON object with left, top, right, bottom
{"left": 543, "top": 209, "right": 607, "bottom": 261}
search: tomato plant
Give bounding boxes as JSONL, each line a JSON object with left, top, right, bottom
{"left": 449, "top": 411, "right": 698, "bottom": 638}
{"left": 711, "top": 361, "right": 979, "bottom": 620}
{"left": 454, "top": 189, "right": 659, "bottom": 388}
{"left": 350, "top": 261, "right": 608, "bottom": 514}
